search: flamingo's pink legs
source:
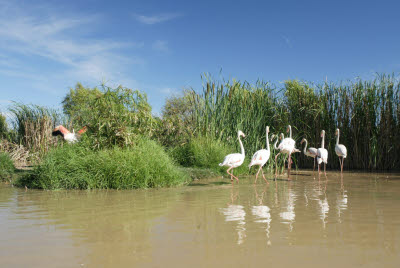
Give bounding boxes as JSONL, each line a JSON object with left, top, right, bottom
{"left": 255, "top": 166, "right": 269, "bottom": 184}
{"left": 275, "top": 152, "right": 281, "bottom": 177}
{"left": 313, "top": 157, "right": 316, "bottom": 172}
{"left": 226, "top": 167, "right": 239, "bottom": 183}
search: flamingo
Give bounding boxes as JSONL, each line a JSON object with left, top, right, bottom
{"left": 271, "top": 133, "right": 284, "bottom": 150}
{"left": 317, "top": 130, "right": 328, "bottom": 176}
{"left": 249, "top": 126, "right": 271, "bottom": 184}
{"left": 335, "top": 128, "right": 347, "bottom": 173}
{"left": 275, "top": 125, "right": 300, "bottom": 177}
{"left": 219, "top": 130, "right": 246, "bottom": 183}
{"left": 52, "top": 125, "right": 87, "bottom": 144}
{"left": 300, "top": 138, "right": 318, "bottom": 171}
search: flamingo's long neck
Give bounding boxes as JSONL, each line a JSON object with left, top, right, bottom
{"left": 303, "top": 139, "right": 308, "bottom": 154}
{"left": 266, "top": 129, "right": 270, "bottom": 151}
{"left": 336, "top": 129, "right": 340, "bottom": 145}
{"left": 273, "top": 136, "right": 279, "bottom": 150}
{"left": 321, "top": 132, "right": 325, "bottom": 149}
{"left": 58, "top": 126, "right": 70, "bottom": 135}
{"left": 289, "top": 125, "right": 292, "bottom": 139}
{"left": 239, "top": 134, "right": 245, "bottom": 156}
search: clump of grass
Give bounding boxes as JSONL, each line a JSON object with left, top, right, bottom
{"left": 0, "top": 152, "right": 15, "bottom": 180}
{"left": 170, "top": 135, "right": 250, "bottom": 175}
{"left": 19, "top": 138, "right": 189, "bottom": 190}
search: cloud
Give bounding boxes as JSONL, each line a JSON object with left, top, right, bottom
{"left": 152, "top": 40, "right": 169, "bottom": 52}
{"left": 159, "top": 87, "right": 179, "bottom": 95}
{"left": 133, "top": 13, "right": 181, "bottom": 25}
{"left": 0, "top": 2, "right": 144, "bottom": 93}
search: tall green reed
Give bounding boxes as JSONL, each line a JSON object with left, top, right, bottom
{"left": 190, "top": 74, "right": 400, "bottom": 171}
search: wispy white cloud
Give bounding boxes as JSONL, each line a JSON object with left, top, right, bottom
{"left": 159, "top": 87, "right": 179, "bottom": 95}
{"left": 133, "top": 13, "right": 181, "bottom": 25}
{"left": 152, "top": 40, "right": 169, "bottom": 52}
{"left": 0, "top": 2, "right": 144, "bottom": 94}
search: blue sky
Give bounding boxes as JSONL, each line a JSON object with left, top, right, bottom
{"left": 0, "top": 0, "right": 399, "bottom": 116}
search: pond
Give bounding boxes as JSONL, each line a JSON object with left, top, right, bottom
{"left": 1, "top": 171, "right": 400, "bottom": 267}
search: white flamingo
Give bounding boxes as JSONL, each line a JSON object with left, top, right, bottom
{"left": 249, "top": 126, "right": 271, "bottom": 184}
{"left": 275, "top": 125, "right": 300, "bottom": 177}
{"left": 335, "top": 128, "right": 347, "bottom": 173}
{"left": 317, "top": 130, "right": 328, "bottom": 176}
{"left": 301, "top": 138, "right": 318, "bottom": 171}
{"left": 219, "top": 130, "right": 246, "bottom": 183}
{"left": 52, "top": 125, "right": 87, "bottom": 143}
{"left": 271, "top": 133, "right": 284, "bottom": 150}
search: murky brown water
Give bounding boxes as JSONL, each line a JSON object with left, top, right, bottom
{"left": 1, "top": 171, "right": 400, "bottom": 268}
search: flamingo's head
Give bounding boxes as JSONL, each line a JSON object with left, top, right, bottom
{"left": 335, "top": 128, "right": 339, "bottom": 136}
{"left": 300, "top": 138, "right": 306, "bottom": 144}
{"left": 280, "top": 133, "right": 284, "bottom": 140}
{"left": 270, "top": 134, "right": 275, "bottom": 141}
{"left": 320, "top": 130, "right": 325, "bottom": 138}
{"left": 286, "top": 125, "right": 291, "bottom": 133}
{"left": 238, "top": 130, "right": 245, "bottom": 138}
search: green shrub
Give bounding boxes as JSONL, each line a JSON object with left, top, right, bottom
{"left": 170, "top": 136, "right": 250, "bottom": 175}
{"left": 0, "top": 152, "right": 15, "bottom": 180}
{"left": 20, "top": 138, "right": 189, "bottom": 190}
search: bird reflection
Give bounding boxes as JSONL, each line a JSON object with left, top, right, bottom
{"left": 252, "top": 186, "right": 272, "bottom": 245}
{"left": 279, "top": 186, "right": 296, "bottom": 232}
{"left": 318, "top": 195, "right": 329, "bottom": 229}
{"left": 337, "top": 174, "right": 348, "bottom": 222}
{"left": 220, "top": 187, "right": 246, "bottom": 245}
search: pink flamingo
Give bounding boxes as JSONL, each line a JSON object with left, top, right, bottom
{"left": 335, "top": 128, "right": 347, "bottom": 173}
{"left": 219, "top": 130, "right": 246, "bottom": 183}
{"left": 249, "top": 126, "right": 271, "bottom": 184}
{"left": 52, "top": 125, "right": 87, "bottom": 143}
{"left": 301, "top": 138, "right": 318, "bottom": 171}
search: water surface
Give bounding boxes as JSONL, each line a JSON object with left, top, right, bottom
{"left": 1, "top": 171, "right": 400, "bottom": 267}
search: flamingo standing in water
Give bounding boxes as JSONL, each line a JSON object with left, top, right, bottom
{"left": 335, "top": 128, "right": 347, "bottom": 173}
{"left": 275, "top": 125, "right": 300, "bottom": 177}
{"left": 219, "top": 130, "right": 246, "bottom": 183}
{"left": 249, "top": 126, "right": 271, "bottom": 184}
{"left": 317, "top": 130, "right": 328, "bottom": 176}
{"left": 300, "top": 138, "right": 318, "bottom": 171}
{"left": 52, "top": 125, "right": 87, "bottom": 143}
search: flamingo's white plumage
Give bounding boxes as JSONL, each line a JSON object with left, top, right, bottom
{"left": 335, "top": 128, "right": 347, "bottom": 173}
{"left": 219, "top": 130, "right": 246, "bottom": 183}
{"left": 52, "top": 125, "right": 87, "bottom": 144}
{"left": 249, "top": 126, "right": 271, "bottom": 184}
{"left": 301, "top": 138, "right": 318, "bottom": 171}
{"left": 317, "top": 130, "right": 328, "bottom": 176}
{"left": 274, "top": 125, "right": 300, "bottom": 177}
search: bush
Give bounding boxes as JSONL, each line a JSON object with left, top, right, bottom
{"left": 170, "top": 136, "right": 250, "bottom": 175}
{"left": 0, "top": 152, "right": 15, "bottom": 180}
{"left": 62, "top": 84, "right": 156, "bottom": 149}
{"left": 21, "top": 138, "right": 189, "bottom": 190}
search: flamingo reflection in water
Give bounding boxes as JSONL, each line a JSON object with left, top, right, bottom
{"left": 279, "top": 186, "right": 297, "bottom": 232}
{"left": 252, "top": 186, "right": 272, "bottom": 245}
{"left": 220, "top": 188, "right": 246, "bottom": 245}
{"left": 337, "top": 175, "right": 348, "bottom": 223}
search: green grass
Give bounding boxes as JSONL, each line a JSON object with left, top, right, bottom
{"left": 169, "top": 135, "right": 251, "bottom": 176}
{"left": 19, "top": 138, "right": 190, "bottom": 190}
{"left": 0, "top": 152, "right": 15, "bottom": 180}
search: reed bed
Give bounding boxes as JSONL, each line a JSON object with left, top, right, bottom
{"left": 8, "top": 103, "right": 66, "bottom": 162}
{"left": 190, "top": 74, "right": 400, "bottom": 171}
